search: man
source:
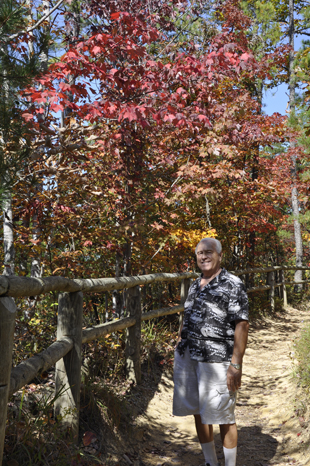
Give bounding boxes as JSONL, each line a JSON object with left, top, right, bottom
{"left": 173, "top": 237, "right": 249, "bottom": 466}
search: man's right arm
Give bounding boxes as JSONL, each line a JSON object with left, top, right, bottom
{"left": 227, "top": 319, "right": 249, "bottom": 392}
{"left": 176, "top": 314, "right": 183, "bottom": 347}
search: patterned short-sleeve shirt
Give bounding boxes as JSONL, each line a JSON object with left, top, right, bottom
{"left": 177, "top": 268, "right": 249, "bottom": 362}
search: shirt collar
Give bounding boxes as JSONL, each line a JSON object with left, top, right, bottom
{"left": 197, "top": 268, "right": 227, "bottom": 287}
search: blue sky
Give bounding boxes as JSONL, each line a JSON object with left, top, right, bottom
{"left": 263, "top": 84, "right": 288, "bottom": 116}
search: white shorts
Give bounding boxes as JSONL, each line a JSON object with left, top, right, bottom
{"left": 173, "top": 347, "right": 236, "bottom": 425}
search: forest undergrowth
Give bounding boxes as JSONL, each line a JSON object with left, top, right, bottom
{"left": 4, "top": 296, "right": 179, "bottom": 466}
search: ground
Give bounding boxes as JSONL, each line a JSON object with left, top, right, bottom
{"left": 99, "top": 305, "right": 310, "bottom": 466}
{"left": 5, "top": 305, "right": 310, "bottom": 466}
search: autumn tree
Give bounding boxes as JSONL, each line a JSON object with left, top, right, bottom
{"left": 11, "top": 0, "right": 292, "bottom": 285}
{"left": 0, "top": 0, "right": 49, "bottom": 275}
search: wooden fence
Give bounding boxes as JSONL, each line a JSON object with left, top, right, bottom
{"left": 0, "top": 265, "right": 309, "bottom": 466}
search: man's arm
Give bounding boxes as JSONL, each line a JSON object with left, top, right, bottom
{"left": 175, "top": 314, "right": 183, "bottom": 347}
{"left": 227, "top": 319, "right": 249, "bottom": 392}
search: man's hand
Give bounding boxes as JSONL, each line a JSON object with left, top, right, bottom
{"left": 227, "top": 365, "right": 242, "bottom": 392}
{"left": 175, "top": 336, "right": 181, "bottom": 349}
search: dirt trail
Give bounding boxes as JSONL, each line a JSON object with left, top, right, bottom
{"left": 132, "top": 306, "right": 310, "bottom": 466}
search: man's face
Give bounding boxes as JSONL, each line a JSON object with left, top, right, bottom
{"left": 196, "top": 240, "right": 222, "bottom": 278}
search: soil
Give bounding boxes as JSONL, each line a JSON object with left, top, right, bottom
{"left": 95, "top": 305, "right": 310, "bottom": 466}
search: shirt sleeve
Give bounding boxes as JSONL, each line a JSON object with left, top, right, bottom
{"left": 228, "top": 281, "right": 249, "bottom": 321}
{"left": 181, "top": 281, "right": 195, "bottom": 337}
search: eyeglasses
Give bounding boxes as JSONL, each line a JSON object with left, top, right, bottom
{"left": 196, "top": 250, "right": 215, "bottom": 257}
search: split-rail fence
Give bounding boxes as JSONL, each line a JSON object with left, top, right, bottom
{"left": 0, "top": 265, "right": 309, "bottom": 466}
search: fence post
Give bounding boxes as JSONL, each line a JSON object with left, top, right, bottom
{"left": 179, "top": 278, "right": 191, "bottom": 334}
{"left": 125, "top": 285, "right": 141, "bottom": 384}
{"left": 280, "top": 269, "right": 288, "bottom": 308}
{"left": 54, "top": 291, "right": 83, "bottom": 442}
{"left": 0, "top": 297, "right": 16, "bottom": 466}
{"left": 267, "top": 271, "right": 275, "bottom": 312}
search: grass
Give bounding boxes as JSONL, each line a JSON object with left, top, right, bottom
{"left": 293, "top": 320, "right": 310, "bottom": 391}
{"left": 4, "top": 383, "right": 98, "bottom": 466}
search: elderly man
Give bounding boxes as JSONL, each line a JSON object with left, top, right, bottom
{"left": 173, "top": 237, "right": 249, "bottom": 466}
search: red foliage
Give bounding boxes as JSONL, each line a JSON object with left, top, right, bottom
{"left": 16, "top": 0, "right": 296, "bottom": 275}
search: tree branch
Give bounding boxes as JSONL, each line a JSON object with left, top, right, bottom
{"left": 4, "top": 0, "right": 64, "bottom": 42}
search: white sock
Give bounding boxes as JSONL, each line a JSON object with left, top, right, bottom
{"left": 223, "top": 446, "right": 237, "bottom": 466}
{"left": 201, "top": 441, "right": 218, "bottom": 466}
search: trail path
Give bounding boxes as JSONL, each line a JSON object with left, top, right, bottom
{"left": 132, "top": 306, "right": 310, "bottom": 466}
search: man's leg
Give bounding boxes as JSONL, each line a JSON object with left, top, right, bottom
{"left": 219, "top": 423, "right": 237, "bottom": 466}
{"left": 194, "top": 415, "right": 213, "bottom": 443}
{"left": 194, "top": 415, "right": 218, "bottom": 466}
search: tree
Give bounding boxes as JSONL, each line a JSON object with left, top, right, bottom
{"left": 14, "top": 0, "right": 292, "bottom": 282}
{"left": 0, "top": 0, "right": 68, "bottom": 276}
{"left": 0, "top": 0, "right": 40, "bottom": 275}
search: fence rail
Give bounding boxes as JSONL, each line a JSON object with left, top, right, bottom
{"left": 1, "top": 265, "right": 310, "bottom": 466}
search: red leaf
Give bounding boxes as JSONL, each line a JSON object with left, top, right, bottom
{"left": 92, "top": 46, "right": 102, "bottom": 55}
{"left": 240, "top": 52, "right": 251, "bottom": 61}
{"left": 120, "top": 107, "right": 137, "bottom": 122}
{"left": 83, "top": 240, "right": 93, "bottom": 247}
{"left": 22, "top": 113, "right": 34, "bottom": 121}
{"left": 82, "top": 431, "right": 97, "bottom": 446}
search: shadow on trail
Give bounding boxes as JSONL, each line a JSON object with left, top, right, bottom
{"left": 250, "top": 312, "right": 301, "bottom": 337}
{"left": 236, "top": 426, "right": 278, "bottom": 466}
{"left": 77, "top": 308, "right": 310, "bottom": 465}
{"left": 78, "top": 364, "right": 282, "bottom": 466}
{"left": 78, "top": 359, "right": 164, "bottom": 463}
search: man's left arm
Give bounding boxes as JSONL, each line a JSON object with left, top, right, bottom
{"left": 227, "top": 319, "right": 249, "bottom": 392}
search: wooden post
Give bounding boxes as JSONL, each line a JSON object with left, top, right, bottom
{"left": 280, "top": 269, "right": 288, "bottom": 308}
{"left": 179, "top": 278, "right": 191, "bottom": 335}
{"left": 54, "top": 291, "right": 83, "bottom": 442}
{"left": 0, "top": 297, "right": 16, "bottom": 466}
{"left": 267, "top": 271, "right": 275, "bottom": 312}
{"left": 125, "top": 285, "right": 141, "bottom": 384}
{"left": 274, "top": 270, "right": 279, "bottom": 297}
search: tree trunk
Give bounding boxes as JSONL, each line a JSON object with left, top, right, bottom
{"left": 112, "top": 250, "right": 123, "bottom": 318}
{"left": 1, "top": 67, "right": 15, "bottom": 276}
{"left": 125, "top": 285, "right": 141, "bottom": 384}
{"left": 30, "top": 0, "right": 50, "bottom": 278}
{"left": 2, "top": 187, "right": 15, "bottom": 276}
{"left": 0, "top": 297, "right": 16, "bottom": 466}
{"left": 289, "top": 0, "right": 303, "bottom": 290}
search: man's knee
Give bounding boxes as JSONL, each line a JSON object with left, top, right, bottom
{"left": 220, "top": 423, "right": 237, "bottom": 448}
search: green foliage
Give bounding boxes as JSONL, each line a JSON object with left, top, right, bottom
{"left": 241, "top": 0, "right": 285, "bottom": 91}
{"left": 13, "top": 296, "right": 57, "bottom": 365}
{"left": 241, "top": 0, "right": 282, "bottom": 53}
{"left": 141, "top": 318, "right": 177, "bottom": 374}
{"left": 277, "top": 228, "right": 292, "bottom": 240}
{"left": 293, "top": 321, "right": 310, "bottom": 390}
{"left": 0, "top": 0, "right": 48, "bottom": 190}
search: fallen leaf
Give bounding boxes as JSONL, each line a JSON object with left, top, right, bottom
{"left": 82, "top": 431, "right": 97, "bottom": 446}
{"left": 7, "top": 460, "right": 19, "bottom": 466}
